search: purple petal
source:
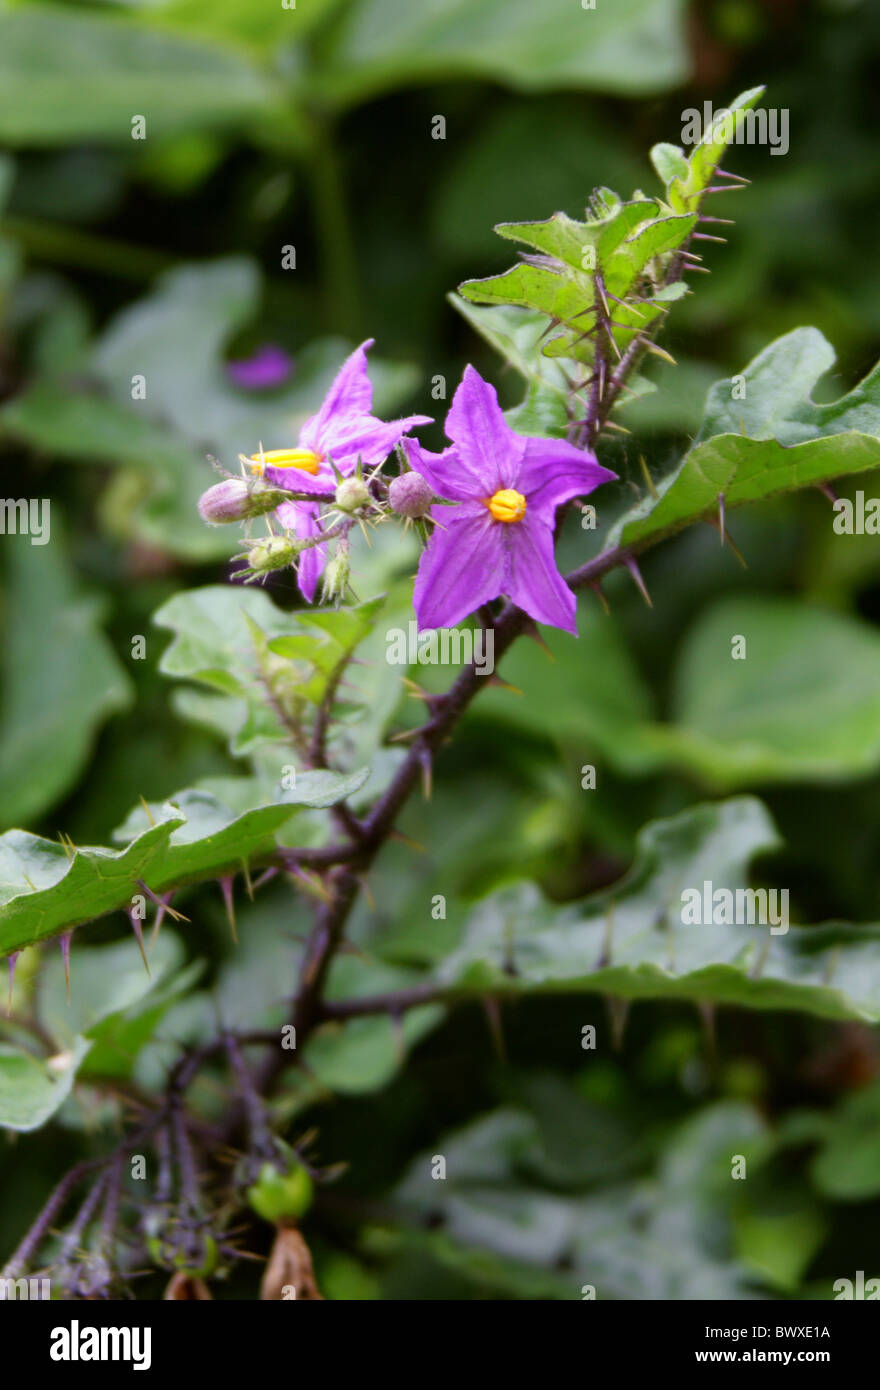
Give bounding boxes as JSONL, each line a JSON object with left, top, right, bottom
{"left": 403, "top": 438, "right": 485, "bottom": 503}
{"left": 514, "top": 437, "right": 618, "bottom": 519}
{"left": 227, "top": 345, "right": 292, "bottom": 390}
{"left": 302, "top": 339, "right": 376, "bottom": 448}
{"left": 444, "top": 365, "right": 524, "bottom": 492}
{"left": 276, "top": 500, "right": 325, "bottom": 602}
{"left": 264, "top": 461, "right": 335, "bottom": 493}
{"left": 505, "top": 511, "right": 577, "bottom": 634}
{"left": 325, "top": 413, "right": 432, "bottom": 474}
{"left": 413, "top": 504, "right": 507, "bottom": 630}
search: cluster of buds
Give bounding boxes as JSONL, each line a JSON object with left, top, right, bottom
{"left": 196, "top": 437, "right": 439, "bottom": 597}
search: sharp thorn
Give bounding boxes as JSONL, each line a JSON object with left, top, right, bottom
{"left": 241, "top": 860, "right": 254, "bottom": 902}
{"left": 149, "top": 892, "right": 175, "bottom": 947}
{"left": 219, "top": 876, "right": 238, "bottom": 943}
{"left": 624, "top": 554, "right": 653, "bottom": 608}
{"left": 127, "top": 912, "right": 151, "bottom": 977}
{"left": 482, "top": 996, "right": 507, "bottom": 1063}
{"left": 252, "top": 867, "right": 279, "bottom": 891}
{"left": 137, "top": 880, "right": 188, "bottom": 923}
{"left": 590, "top": 580, "right": 610, "bottom": 615}
{"left": 639, "top": 455, "right": 659, "bottom": 501}
{"left": 418, "top": 748, "right": 433, "bottom": 801}
{"left": 607, "top": 996, "right": 630, "bottom": 1050}
{"left": 644, "top": 343, "right": 677, "bottom": 365}
{"left": 388, "top": 829, "right": 426, "bottom": 852}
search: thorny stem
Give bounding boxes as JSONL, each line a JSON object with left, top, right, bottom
{"left": 8, "top": 182, "right": 730, "bottom": 1288}
{"left": 251, "top": 212, "right": 713, "bottom": 1071}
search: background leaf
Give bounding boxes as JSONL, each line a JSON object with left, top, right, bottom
{"left": 0, "top": 531, "right": 132, "bottom": 830}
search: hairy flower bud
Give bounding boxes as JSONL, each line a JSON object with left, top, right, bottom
{"left": 246, "top": 535, "right": 303, "bottom": 573}
{"left": 321, "top": 545, "right": 351, "bottom": 601}
{"left": 334, "top": 476, "right": 371, "bottom": 514}
{"left": 198, "top": 479, "right": 291, "bottom": 524}
{"left": 388, "top": 470, "right": 434, "bottom": 518}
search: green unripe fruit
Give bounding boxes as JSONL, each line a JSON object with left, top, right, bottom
{"left": 247, "top": 1162, "right": 314, "bottom": 1223}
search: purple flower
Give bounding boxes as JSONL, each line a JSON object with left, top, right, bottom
{"left": 227, "top": 345, "right": 292, "bottom": 390}
{"left": 245, "top": 339, "right": 430, "bottom": 601}
{"left": 406, "top": 366, "right": 616, "bottom": 635}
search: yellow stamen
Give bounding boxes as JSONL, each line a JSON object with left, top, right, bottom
{"left": 245, "top": 447, "right": 323, "bottom": 477}
{"left": 487, "top": 488, "right": 527, "bottom": 523}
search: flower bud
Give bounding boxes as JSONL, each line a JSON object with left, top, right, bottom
{"left": 334, "top": 476, "right": 371, "bottom": 514}
{"left": 388, "top": 470, "right": 433, "bottom": 518}
{"left": 321, "top": 546, "right": 351, "bottom": 601}
{"left": 247, "top": 535, "right": 303, "bottom": 573}
{"left": 198, "top": 479, "right": 291, "bottom": 524}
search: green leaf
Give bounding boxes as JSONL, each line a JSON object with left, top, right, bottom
{"left": 37, "top": 932, "right": 181, "bottom": 1038}
{"left": 0, "top": 533, "right": 132, "bottom": 830}
{"left": 604, "top": 427, "right": 880, "bottom": 557}
{"left": 111, "top": 772, "right": 370, "bottom": 888}
{"left": 0, "top": 770, "right": 365, "bottom": 959}
{"left": 0, "top": 1037, "right": 90, "bottom": 1133}
{"left": 0, "top": 6, "right": 280, "bottom": 144}
{"left": 391, "top": 1100, "right": 767, "bottom": 1299}
{"left": 0, "top": 816, "right": 182, "bottom": 959}
{"left": 157, "top": 584, "right": 399, "bottom": 766}
{"left": 268, "top": 597, "right": 386, "bottom": 704}
{"left": 145, "top": 0, "right": 343, "bottom": 53}
{"left": 154, "top": 583, "right": 300, "bottom": 750}
{"left": 809, "top": 1082, "right": 880, "bottom": 1200}
{"left": 734, "top": 1204, "right": 826, "bottom": 1293}
{"left": 665, "top": 597, "right": 880, "bottom": 786}
{"left": 0, "top": 383, "right": 232, "bottom": 560}
{"left": 667, "top": 86, "right": 766, "bottom": 213}
{"left": 316, "top": 0, "right": 689, "bottom": 109}
{"left": 92, "top": 258, "right": 419, "bottom": 462}
{"left": 696, "top": 326, "right": 880, "bottom": 446}
{"left": 437, "top": 797, "right": 880, "bottom": 1022}
{"left": 460, "top": 196, "right": 695, "bottom": 371}
{"left": 650, "top": 142, "right": 689, "bottom": 184}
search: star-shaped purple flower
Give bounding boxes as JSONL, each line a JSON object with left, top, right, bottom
{"left": 250, "top": 339, "right": 430, "bottom": 601}
{"left": 406, "top": 366, "right": 616, "bottom": 635}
